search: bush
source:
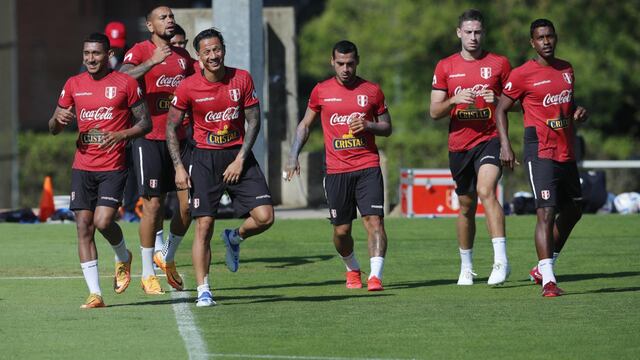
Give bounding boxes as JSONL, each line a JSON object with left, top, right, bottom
{"left": 19, "top": 131, "right": 76, "bottom": 208}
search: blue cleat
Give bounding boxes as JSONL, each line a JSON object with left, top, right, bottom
{"left": 221, "top": 229, "right": 240, "bottom": 272}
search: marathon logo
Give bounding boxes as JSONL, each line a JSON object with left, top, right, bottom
{"left": 80, "top": 128, "right": 105, "bottom": 145}
{"left": 157, "top": 95, "right": 174, "bottom": 111}
{"left": 332, "top": 136, "right": 367, "bottom": 150}
{"left": 546, "top": 117, "right": 569, "bottom": 130}
{"left": 207, "top": 129, "right": 240, "bottom": 145}
{"left": 456, "top": 107, "right": 491, "bottom": 121}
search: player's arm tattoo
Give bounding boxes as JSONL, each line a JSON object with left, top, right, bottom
{"left": 237, "top": 104, "right": 261, "bottom": 161}
{"left": 129, "top": 100, "right": 152, "bottom": 136}
{"left": 119, "top": 61, "right": 156, "bottom": 80}
{"left": 367, "top": 111, "right": 392, "bottom": 137}
{"left": 166, "top": 107, "right": 186, "bottom": 169}
{"left": 289, "top": 124, "right": 310, "bottom": 160}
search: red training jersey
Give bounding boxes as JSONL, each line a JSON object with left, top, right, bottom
{"left": 502, "top": 58, "right": 576, "bottom": 162}
{"left": 123, "top": 40, "right": 196, "bottom": 140}
{"left": 58, "top": 71, "right": 142, "bottom": 171}
{"left": 172, "top": 67, "right": 259, "bottom": 150}
{"left": 432, "top": 51, "right": 511, "bottom": 152}
{"left": 308, "top": 77, "right": 387, "bottom": 174}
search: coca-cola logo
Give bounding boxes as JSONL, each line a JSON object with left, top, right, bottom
{"left": 155, "top": 74, "right": 185, "bottom": 88}
{"left": 79, "top": 107, "right": 114, "bottom": 121}
{"left": 454, "top": 84, "right": 489, "bottom": 95}
{"left": 204, "top": 107, "right": 240, "bottom": 122}
{"left": 329, "top": 112, "right": 365, "bottom": 126}
{"left": 543, "top": 90, "right": 572, "bottom": 107}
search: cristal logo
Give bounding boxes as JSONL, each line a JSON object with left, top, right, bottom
{"left": 454, "top": 84, "right": 488, "bottom": 95}
{"left": 155, "top": 74, "right": 185, "bottom": 88}
{"left": 329, "top": 112, "right": 365, "bottom": 126}
{"left": 543, "top": 90, "right": 572, "bottom": 107}
{"left": 204, "top": 107, "right": 240, "bottom": 122}
{"left": 79, "top": 107, "right": 114, "bottom": 121}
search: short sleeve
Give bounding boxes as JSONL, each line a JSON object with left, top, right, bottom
{"left": 502, "top": 69, "right": 525, "bottom": 101}
{"left": 171, "top": 81, "right": 190, "bottom": 111}
{"left": 432, "top": 59, "right": 448, "bottom": 91}
{"left": 57, "top": 78, "right": 75, "bottom": 108}
{"left": 123, "top": 45, "right": 142, "bottom": 66}
{"left": 373, "top": 86, "right": 388, "bottom": 116}
{"left": 243, "top": 73, "right": 259, "bottom": 108}
{"left": 125, "top": 75, "right": 143, "bottom": 107}
{"left": 308, "top": 84, "right": 321, "bottom": 112}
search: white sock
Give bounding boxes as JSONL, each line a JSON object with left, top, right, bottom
{"left": 491, "top": 237, "right": 508, "bottom": 264}
{"left": 229, "top": 228, "right": 244, "bottom": 245}
{"left": 81, "top": 260, "right": 101, "bottom": 295}
{"left": 197, "top": 283, "right": 211, "bottom": 297}
{"left": 111, "top": 238, "right": 130, "bottom": 263}
{"left": 203, "top": 274, "right": 209, "bottom": 286}
{"left": 341, "top": 252, "right": 360, "bottom": 272}
{"left": 552, "top": 252, "right": 560, "bottom": 265}
{"left": 162, "top": 232, "right": 183, "bottom": 262}
{"left": 141, "top": 247, "right": 155, "bottom": 278}
{"left": 154, "top": 230, "right": 164, "bottom": 253}
{"left": 459, "top": 248, "right": 473, "bottom": 270}
{"left": 369, "top": 256, "right": 384, "bottom": 280}
{"left": 538, "top": 258, "right": 556, "bottom": 286}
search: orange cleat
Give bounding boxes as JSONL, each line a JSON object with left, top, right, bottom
{"left": 80, "top": 293, "right": 106, "bottom": 309}
{"left": 367, "top": 276, "right": 384, "bottom": 291}
{"left": 345, "top": 270, "right": 362, "bottom": 289}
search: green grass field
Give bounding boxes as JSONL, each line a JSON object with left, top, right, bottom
{"left": 1, "top": 215, "right": 639, "bottom": 359}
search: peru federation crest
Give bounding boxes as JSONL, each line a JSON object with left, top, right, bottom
{"left": 105, "top": 86, "right": 117, "bottom": 100}
{"left": 356, "top": 95, "right": 368, "bottom": 107}
{"left": 229, "top": 89, "right": 241, "bottom": 102}
{"left": 541, "top": 190, "right": 551, "bottom": 200}
{"left": 480, "top": 67, "right": 492, "bottom": 80}
{"left": 178, "top": 58, "right": 186, "bottom": 70}
{"left": 562, "top": 73, "right": 572, "bottom": 84}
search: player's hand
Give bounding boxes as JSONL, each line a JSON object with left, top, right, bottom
{"left": 349, "top": 115, "right": 368, "bottom": 134}
{"left": 223, "top": 158, "right": 244, "bottom": 184}
{"left": 175, "top": 166, "right": 191, "bottom": 190}
{"left": 500, "top": 144, "right": 519, "bottom": 170}
{"left": 451, "top": 88, "right": 475, "bottom": 105}
{"left": 55, "top": 106, "right": 75, "bottom": 126}
{"left": 100, "top": 131, "right": 127, "bottom": 152}
{"left": 573, "top": 106, "right": 588, "bottom": 123}
{"left": 479, "top": 89, "right": 495, "bottom": 104}
{"left": 151, "top": 45, "right": 172, "bottom": 65}
{"left": 283, "top": 158, "right": 300, "bottom": 181}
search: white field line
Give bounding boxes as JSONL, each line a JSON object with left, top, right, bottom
{"left": 0, "top": 274, "right": 168, "bottom": 280}
{"left": 172, "top": 291, "right": 209, "bottom": 360}
{"left": 208, "top": 354, "right": 416, "bottom": 360}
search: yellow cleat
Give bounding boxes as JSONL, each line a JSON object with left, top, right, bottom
{"left": 153, "top": 251, "right": 184, "bottom": 291}
{"left": 114, "top": 250, "right": 132, "bottom": 294}
{"left": 141, "top": 275, "right": 165, "bottom": 295}
{"left": 80, "top": 293, "right": 106, "bottom": 309}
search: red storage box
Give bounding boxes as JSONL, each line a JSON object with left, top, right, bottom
{"left": 400, "top": 168, "right": 503, "bottom": 217}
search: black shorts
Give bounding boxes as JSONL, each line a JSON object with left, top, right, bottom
{"left": 70, "top": 169, "right": 128, "bottom": 211}
{"left": 525, "top": 157, "right": 582, "bottom": 209}
{"left": 324, "top": 167, "right": 384, "bottom": 225}
{"left": 449, "top": 137, "right": 501, "bottom": 196}
{"left": 190, "top": 147, "right": 272, "bottom": 218}
{"left": 132, "top": 138, "right": 192, "bottom": 197}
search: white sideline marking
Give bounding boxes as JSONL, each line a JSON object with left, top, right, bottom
{"left": 172, "top": 291, "right": 209, "bottom": 360}
{"left": 0, "top": 274, "right": 167, "bottom": 280}
{"left": 208, "top": 354, "right": 415, "bottom": 360}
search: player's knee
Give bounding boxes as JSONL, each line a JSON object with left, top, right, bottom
{"left": 75, "top": 216, "right": 93, "bottom": 233}
{"left": 93, "top": 216, "right": 112, "bottom": 232}
{"left": 143, "top": 198, "right": 163, "bottom": 215}
{"left": 363, "top": 215, "right": 383, "bottom": 231}
{"left": 254, "top": 208, "right": 274, "bottom": 229}
{"left": 476, "top": 186, "right": 496, "bottom": 202}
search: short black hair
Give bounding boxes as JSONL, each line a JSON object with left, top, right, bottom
{"left": 173, "top": 24, "right": 186, "bottom": 37}
{"left": 530, "top": 18, "right": 555, "bottom": 38}
{"left": 84, "top": 32, "right": 110, "bottom": 51}
{"left": 193, "top": 28, "right": 225, "bottom": 52}
{"left": 146, "top": 5, "right": 169, "bottom": 21}
{"left": 458, "top": 9, "right": 484, "bottom": 27}
{"left": 332, "top": 40, "right": 358, "bottom": 59}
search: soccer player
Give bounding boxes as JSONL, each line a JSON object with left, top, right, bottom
{"left": 166, "top": 28, "right": 275, "bottom": 307}
{"left": 284, "top": 40, "right": 392, "bottom": 291}
{"left": 119, "top": 6, "right": 196, "bottom": 293}
{"left": 170, "top": 24, "right": 189, "bottom": 49}
{"left": 495, "top": 19, "right": 588, "bottom": 297}
{"left": 49, "top": 33, "right": 151, "bottom": 308}
{"left": 429, "top": 9, "right": 511, "bottom": 286}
